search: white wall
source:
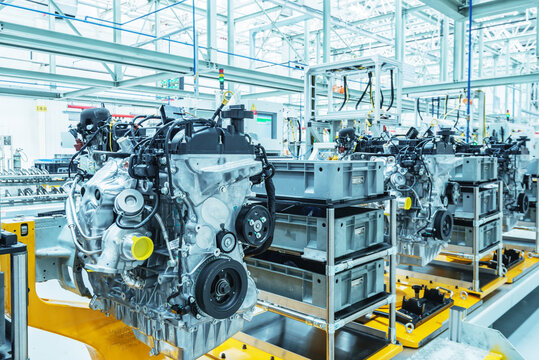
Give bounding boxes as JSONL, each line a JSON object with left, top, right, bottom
{"left": 0, "top": 97, "right": 160, "bottom": 169}
{"left": 0, "top": 97, "right": 73, "bottom": 168}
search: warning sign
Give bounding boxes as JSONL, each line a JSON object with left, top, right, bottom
{"left": 250, "top": 104, "right": 257, "bottom": 115}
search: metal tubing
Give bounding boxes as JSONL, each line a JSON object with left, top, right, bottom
{"left": 11, "top": 251, "right": 28, "bottom": 360}
{"left": 257, "top": 300, "right": 327, "bottom": 330}
{"left": 473, "top": 185, "right": 480, "bottom": 291}
{"left": 322, "top": 0, "right": 330, "bottom": 63}
{"left": 227, "top": 0, "right": 234, "bottom": 66}
{"left": 535, "top": 176, "right": 539, "bottom": 253}
{"left": 395, "top": 0, "right": 403, "bottom": 62}
{"left": 326, "top": 207, "right": 335, "bottom": 360}
{"left": 466, "top": 0, "right": 473, "bottom": 143}
{"left": 449, "top": 306, "right": 466, "bottom": 342}
{"left": 498, "top": 180, "right": 504, "bottom": 276}
{"left": 453, "top": 20, "right": 465, "bottom": 82}
{"left": 388, "top": 199, "right": 397, "bottom": 343}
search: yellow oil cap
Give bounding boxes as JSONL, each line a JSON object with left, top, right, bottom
{"left": 403, "top": 197, "right": 412, "bottom": 210}
{"left": 397, "top": 197, "right": 412, "bottom": 210}
{"left": 131, "top": 236, "right": 154, "bottom": 261}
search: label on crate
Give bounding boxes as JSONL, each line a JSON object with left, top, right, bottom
{"left": 354, "top": 226, "right": 365, "bottom": 236}
{"left": 352, "top": 175, "right": 365, "bottom": 184}
{"left": 351, "top": 276, "right": 364, "bottom": 287}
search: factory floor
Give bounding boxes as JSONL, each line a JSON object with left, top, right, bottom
{"left": 27, "top": 282, "right": 539, "bottom": 359}
{"left": 491, "top": 286, "right": 539, "bottom": 359}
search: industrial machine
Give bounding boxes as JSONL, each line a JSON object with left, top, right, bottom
{"left": 484, "top": 136, "right": 532, "bottom": 232}
{"left": 339, "top": 127, "right": 461, "bottom": 266}
{"left": 32, "top": 103, "right": 275, "bottom": 360}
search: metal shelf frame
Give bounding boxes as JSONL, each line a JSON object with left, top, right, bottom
{"left": 257, "top": 197, "right": 398, "bottom": 360}
{"left": 441, "top": 180, "right": 504, "bottom": 292}
{"left": 508, "top": 175, "right": 539, "bottom": 254}
{"left": 304, "top": 56, "right": 403, "bottom": 152}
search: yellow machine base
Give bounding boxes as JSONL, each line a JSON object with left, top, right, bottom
{"left": 364, "top": 277, "right": 485, "bottom": 348}
{"left": 1, "top": 219, "right": 165, "bottom": 360}
{"left": 505, "top": 256, "right": 539, "bottom": 284}
{"left": 201, "top": 336, "right": 402, "bottom": 360}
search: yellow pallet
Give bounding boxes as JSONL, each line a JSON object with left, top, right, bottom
{"left": 201, "top": 336, "right": 402, "bottom": 360}
{"left": 505, "top": 255, "right": 539, "bottom": 284}
{"left": 364, "top": 279, "right": 483, "bottom": 348}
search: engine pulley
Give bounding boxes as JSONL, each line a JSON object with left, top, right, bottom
{"left": 194, "top": 258, "right": 248, "bottom": 319}
{"left": 216, "top": 231, "right": 237, "bottom": 253}
{"left": 433, "top": 210, "right": 453, "bottom": 241}
{"left": 517, "top": 193, "right": 529, "bottom": 214}
{"left": 236, "top": 204, "right": 271, "bottom": 247}
{"left": 445, "top": 182, "right": 461, "bottom": 205}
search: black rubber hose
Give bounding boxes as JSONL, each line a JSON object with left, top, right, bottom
{"left": 244, "top": 175, "right": 275, "bottom": 257}
{"left": 338, "top": 76, "right": 348, "bottom": 111}
{"left": 355, "top": 73, "right": 372, "bottom": 110}
{"left": 68, "top": 123, "right": 109, "bottom": 178}
{"left": 387, "top": 69, "right": 394, "bottom": 111}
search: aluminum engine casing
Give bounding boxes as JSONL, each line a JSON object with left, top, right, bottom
{"left": 58, "top": 153, "right": 262, "bottom": 360}
{"left": 381, "top": 155, "right": 462, "bottom": 266}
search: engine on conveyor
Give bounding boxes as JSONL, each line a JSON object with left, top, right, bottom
{"left": 484, "top": 135, "right": 531, "bottom": 231}
{"left": 59, "top": 104, "right": 275, "bottom": 359}
{"left": 337, "top": 127, "right": 461, "bottom": 266}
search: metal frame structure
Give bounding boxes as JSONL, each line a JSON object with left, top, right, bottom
{"left": 441, "top": 180, "right": 504, "bottom": 292}
{"left": 398, "top": 180, "right": 505, "bottom": 294}
{"left": 304, "top": 56, "right": 403, "bottom": 151}
{"left": 505, "top": 175, "right": 539, "bottom": 254}
{"left": 0, "top": 0, "right": 535, "bottom": 117}
{"left": 256, "top": 196, "right": 398, "bottom": 360}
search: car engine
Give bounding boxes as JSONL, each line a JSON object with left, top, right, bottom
{"left": 340, "top": 127, "right": 461, "bottom": 266}
{"left": 484, "top": 135, "right": 531, "bottom": 231}
{"left": 57, "top": 104, "right": 275, "bottom": 359}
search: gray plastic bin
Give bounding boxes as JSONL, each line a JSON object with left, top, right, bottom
{"left": 449, "top": 219, "right": 501, "bottom": 251}
{"left": 454, "top": 186, "right": 499, "bottom": 219}
{"left": 272, "top": 206, "right": 385, "bottom": 260}
{"left": 451, "top": 156, "right": 498, "bottom": 183}
{"left": 254, "top": 160, "right": 384, "bottom": 201}
{"left": 246, "top": 257, "right": 385, "bottom": 312}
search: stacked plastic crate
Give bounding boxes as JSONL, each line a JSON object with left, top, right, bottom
{"left": 249, "top": 159, "right": 398, "bottom": 360}
{"left": 447, "top": 156, "right": 505, "bottom": 291}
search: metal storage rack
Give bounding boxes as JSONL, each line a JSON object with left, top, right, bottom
{"left": 505, "top": 174, "right": 539, "bottom": 254}
{"left": 440, "top": 180, "right": 504, "bottom": 292}
{"left": 304, "top": 56, "right": 403, "bottom": 152}
{"left": 253, "top": 193, "right": 398, "bottom": 360}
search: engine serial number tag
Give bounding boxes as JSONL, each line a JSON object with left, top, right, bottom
{"left": 352, "top": 175, "right": 365, "bottom": 184}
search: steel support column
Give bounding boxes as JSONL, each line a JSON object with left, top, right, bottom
{"left": 48, "top": 1, "right": 56, "bottom": 89}
{"left": 478, "top": 28, "right": 484, "bottom": 78}
{"left": 304, "top": 20, "right": 310, "bottom": 66}
{"left": 440, "top": 17, "right": 449, "bottom": 82}
{"left": 207, "top": 0, "right": 217, "bottom": 62}
{"left": 537, "top": 7, "right": 539, "bottom": 65}
{"left": 323, "top": 0, "right": 330, "bottom": 63}
{"left": 227, "top": 0, "right": 234, "bottom": 66}
{"left": 453, "top": 20, "right": 465, "bottom": 82}
{"left": 113, "top": 0, "right": 122, "bottom": 81}
{"left": 395, "top": 0, "right": 404, "bottom": 62}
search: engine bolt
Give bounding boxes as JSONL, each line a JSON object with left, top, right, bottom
{"left": 260, "top": 217, "right": 267, "bottom": 223}
{"left": 255, "top": 232, "right": 261, "bottom": 239}
{"left": 219, "top": 185, "right": 227, "bottom": 192}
